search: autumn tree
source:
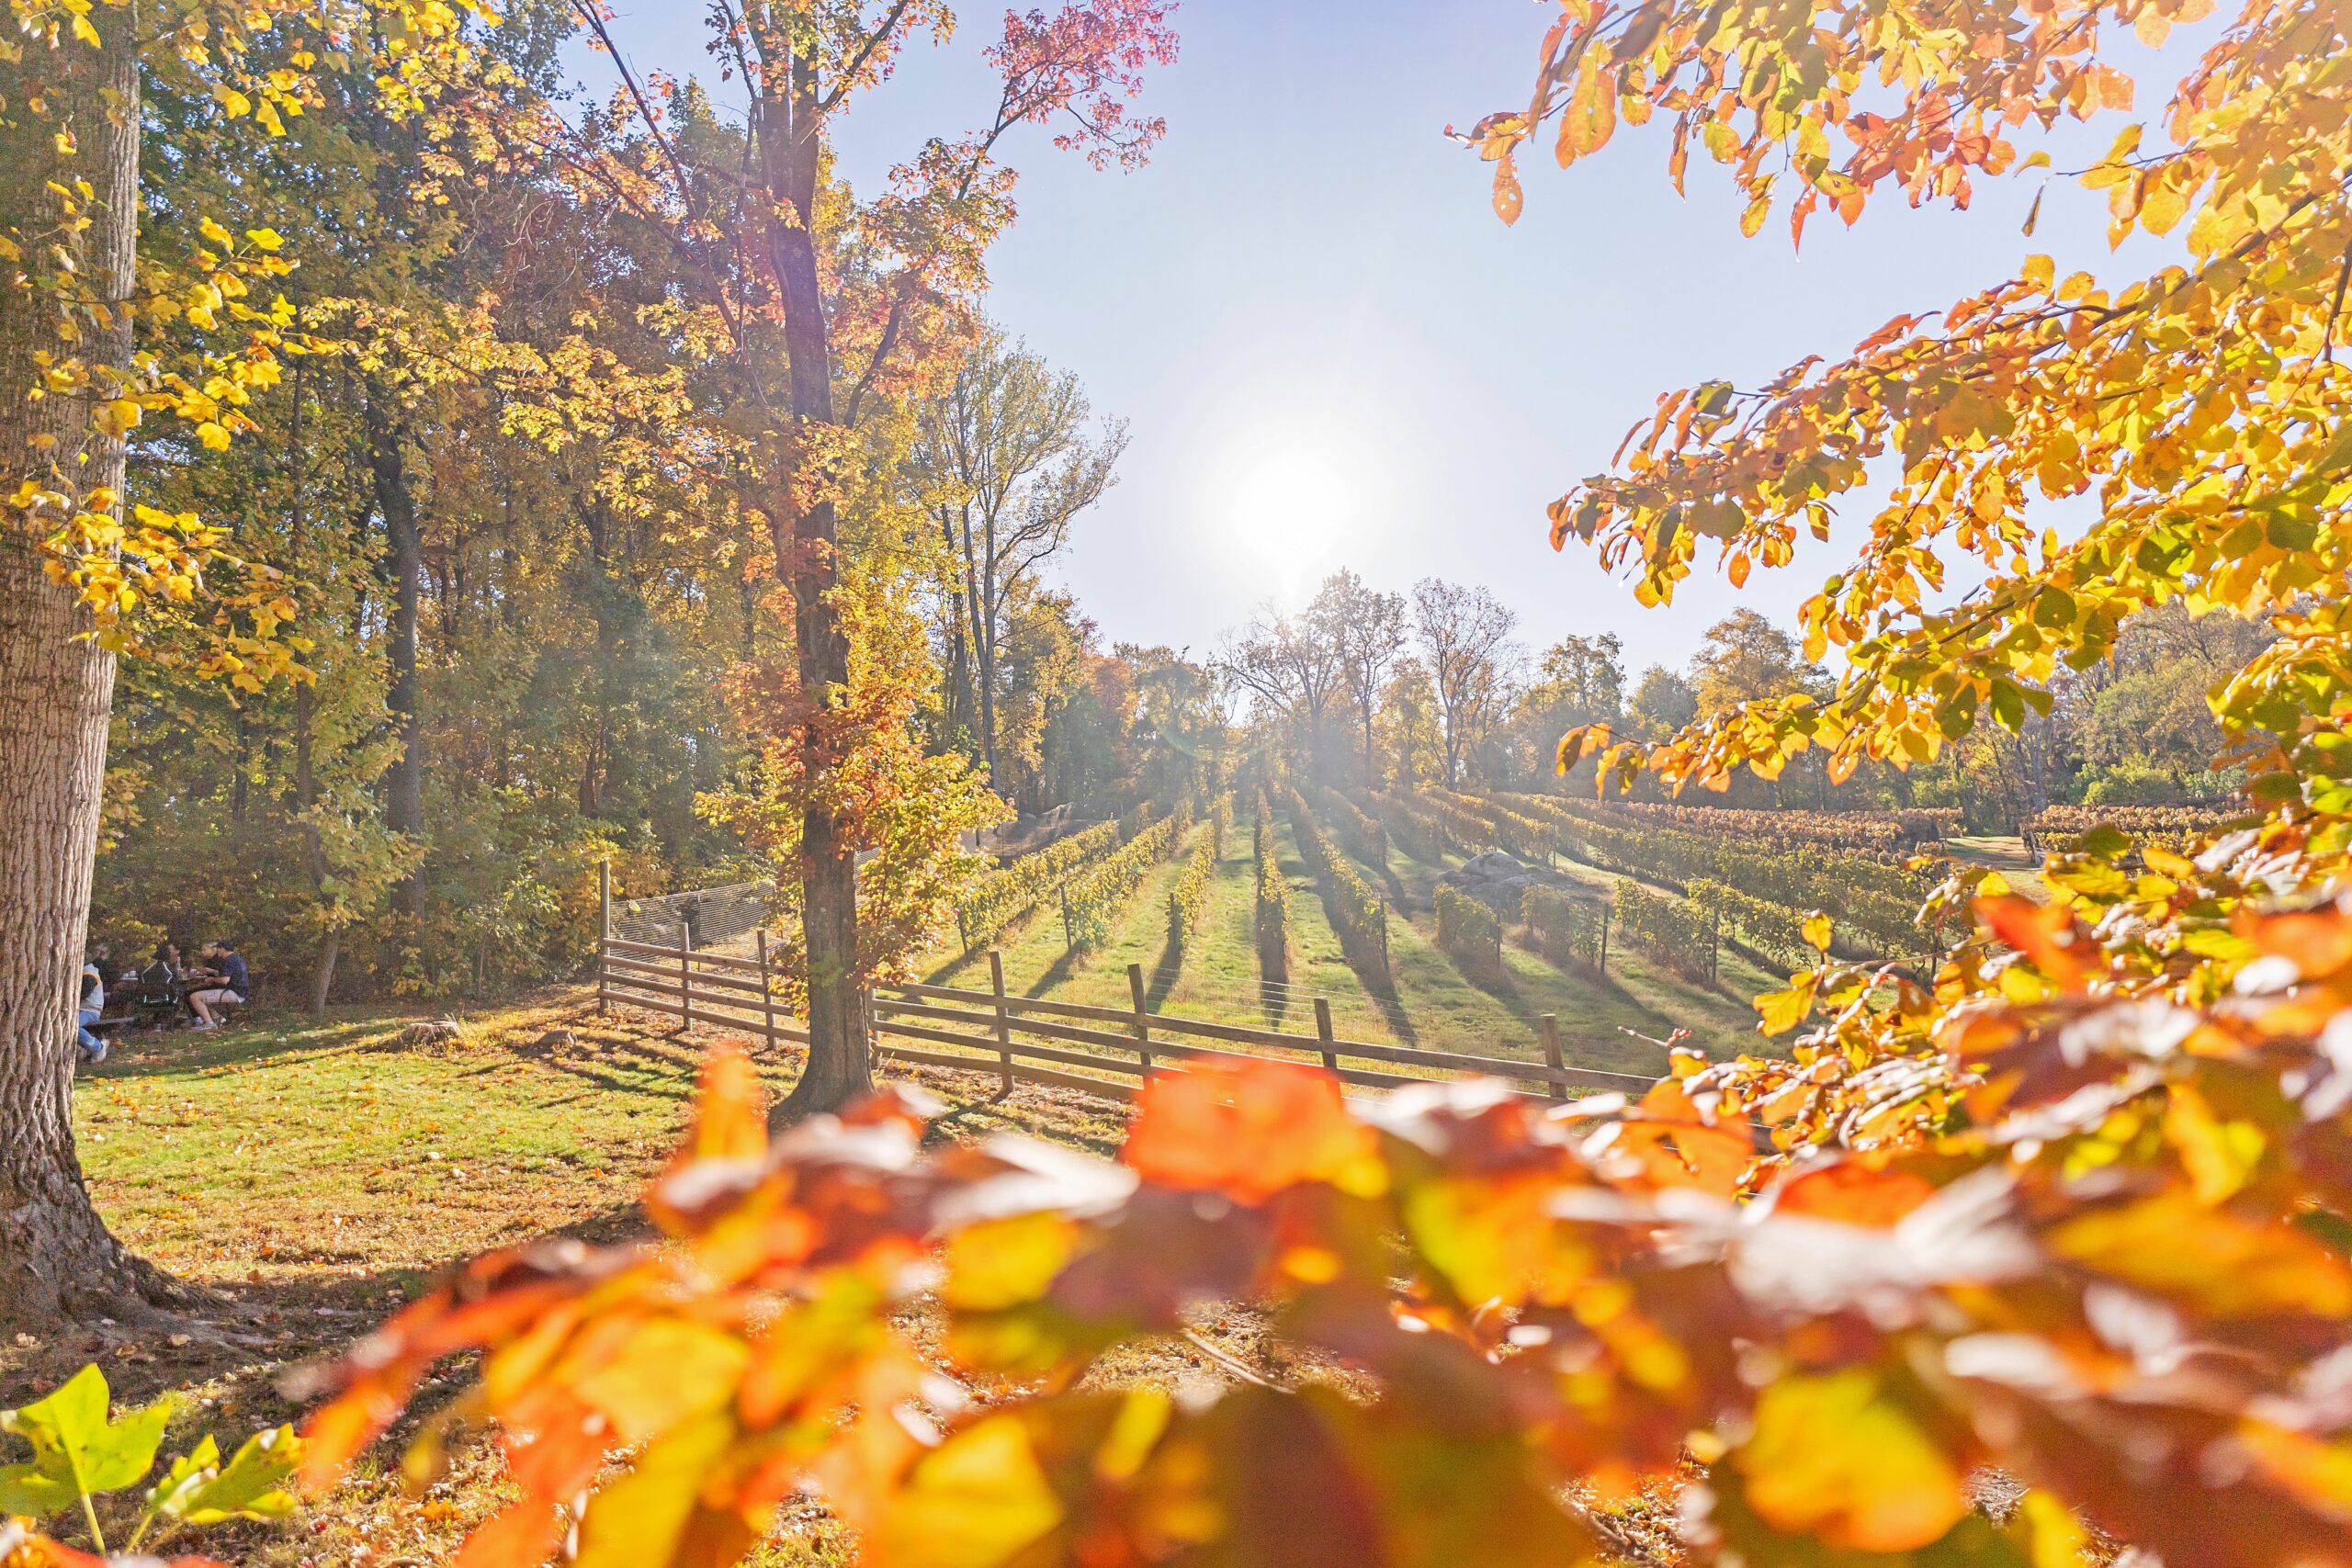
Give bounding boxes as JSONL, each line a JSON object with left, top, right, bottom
{"left": 1312, "top": 568, "right": 1410, "bottom": 784}
{"left": 537, "top": 0, "right": 1177, "bottom": 1120}
{"left": 1476, "top": 0, "right": 2352, "bottom": 827}
{"left": 1626, "top": 661, "right": 1697, "bottom": 739}
{"left": 1511, "top": 630, "right": 1623, "bottom": 783}
{"left": 1412, "top": 576, "right": 1520, "bottom": 785}
{"left": 0, "top": 0, "right": 484, "bottom": 1328}
{"left": 913, "top": 327, "right": 1128, "bottom": 787}
{"left": 1223, "top": 605, "right": 1347, "bottom": 773}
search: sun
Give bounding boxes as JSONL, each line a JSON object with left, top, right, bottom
{"left": 1227, "top": 442, "right": 1355, "bottom": 596}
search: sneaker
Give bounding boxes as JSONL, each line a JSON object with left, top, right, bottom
{"left": 188, "top": 1019, "right": 218, "bottom": 1032}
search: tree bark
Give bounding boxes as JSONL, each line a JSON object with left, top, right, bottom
{"left": 365, "top": 386, "right": 426, "bottom": 917}
{"left": 757, "top": 39, "right": 872, "bottom": 1122}
{"left": 0, "top": 0, "right": 184, "bottom": 1329}
{"left": 967, "top": 507, "right": 999, "bottom": 783}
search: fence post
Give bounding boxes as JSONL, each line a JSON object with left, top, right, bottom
{"left": 596, "top": 858, "right": 611, "bottom": 1017}
{"left": 1709, "top": 905, "right": 1721, "bottom": 984}
{"left": 989, "top": 951, "right": 1014, "bottom": 1095}
{"left": 1539, "top": 1013, "right": 1566, "bottom": 1103}
{"left": 1314, "top": 997, "right": 1340, "bottom": 1075}
{"left": 1126, "top": 962, "right": 1153, "bottom": 1073}
{"left": 1599, "top": 897, "right": 1611, "bottom": 973}
{"left": 675, "top": 917, "right": 692, "bottom": 1032}
{"left": 1061, "top": 887, "right": 1075, "bottom": 951}
{"left": 756, "top": 929, "right": 778, "bottom": 1054}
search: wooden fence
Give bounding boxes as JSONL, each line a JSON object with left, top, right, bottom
{"left": 594, "top": 865, "right": 1657, "bottom": 1106}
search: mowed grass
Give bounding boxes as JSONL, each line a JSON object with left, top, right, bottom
{"left": 16, "top": 991, "right": 1140, "bottom": 1567}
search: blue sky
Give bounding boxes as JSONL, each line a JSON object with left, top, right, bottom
{"left": 586, "top": 0, "right": 2177, "bottom": 679}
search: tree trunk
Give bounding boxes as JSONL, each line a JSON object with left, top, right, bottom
{"left": 0, "top": 3, "right": 184, "bottom": 1329}
{"left": 365, "top": 386, "right": 426, "bottom": 917}
{"left": 759, "top": 51, "right": 872, "bottom": 1122}
{"left": 966, "top": 508, "right": 998, "bottom": 784}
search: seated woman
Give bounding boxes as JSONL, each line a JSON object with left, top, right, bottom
{"left": 187, "top": 939, "right": 249, "bottom": 1032}
{"left": 77, "top": 960, "right": 107, "bottom": 1065}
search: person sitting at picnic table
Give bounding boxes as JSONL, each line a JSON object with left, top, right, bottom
{"left": 132, "top": 942, "right": 185, "bottom": 1028}
{"left": 186, "top": 939, "right": 249, "bottom": 1031}
{"left": 77, "top": 955, "right": 107, "bottom": 1066}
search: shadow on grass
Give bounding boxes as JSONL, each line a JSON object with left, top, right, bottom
{"left": 89, "top": 1010, "right": 400, "bottom": 1082}
{"left": 1145, "top": 932, "right": 1183, "bottom": 1009}
{"left": 1024, "top": 943, "right": 1083, "bottom": 999}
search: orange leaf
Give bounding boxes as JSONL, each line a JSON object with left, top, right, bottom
{"left": 1124, "top": 1060, "right": 1383, "bottom": 1205}
{"left": 1492, "top": 153, "right": 1525, "bottom": 225}
{"left": 1769, "top": 1157, "right": 1939, "bottom": 1229}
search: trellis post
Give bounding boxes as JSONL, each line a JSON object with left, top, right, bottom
{"left": 1539, "top": 1013, "right": 1566, "bottom": 1104}
{"left": 756, "top": 929, "right": 778, "bottom": 1053}
{"left": 596, "top": 859, "right": 611, "bottom": 1017}
{"left": 1314, "top": 997, "right": 1340, "bottom": 1075}
{"left": 989, "top": 951, "right": 1014, "bottom": 1095}
{"left": 1126, "top": 963, "right": 1153, "bottom": 1073}
{"left": 676, "top": 917, "right": 693, "bottom": 1032}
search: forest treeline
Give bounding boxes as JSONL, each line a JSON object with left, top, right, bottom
{"left": 85, "top": 0, "right": 2256, "bottom": 1009}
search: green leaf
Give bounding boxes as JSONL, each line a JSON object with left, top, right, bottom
{"left": 1987, "top": 681, "right": 2025, "bottom": 732}
{"left": 146, "top": 1426, "right": 302, "bottom": 1527}
{"left": 0, "top": 1364, "right": 172, "bottom": 1517}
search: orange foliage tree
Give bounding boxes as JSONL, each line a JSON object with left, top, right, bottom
{"left": 522, "top": 0, "right": 1178, "bottom": 1119}
{"left": 1459, "top": 0, "right": 2352, "bottom": 826}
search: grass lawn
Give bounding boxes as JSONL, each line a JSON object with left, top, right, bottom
{"left": 7, "top": 992, "right": 1143, "bottom": 1567}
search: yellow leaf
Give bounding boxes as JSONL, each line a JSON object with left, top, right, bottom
{"left": 244, "top": 228, "right": 285, "bottom": 252}
{"left": 1801, "top": 911, "right": 1832, "bottom": 952}
{"left": 870, "top": 1414, "right": 1064, "bottom": 1568}
{"left": 195, "top": 422, "right": 232, "bottom": 450}
{"left": 2012, "top": 1489, "right": 2091, "bottom": 1567}
{"left": 73, "top": 13, "right": 101, "bottom": 45}
{"left": 569, "top": 1317, "right": 749, "bottom": 1442}
{"left": 1738, "top": 1370, "right": 1967, "bottom": 1551}
{"left": 2045, "top": 1193, "right": 2352, "bottom": 1318}
{"left": 198, "top": 216, "right": 233, "bottom": 246}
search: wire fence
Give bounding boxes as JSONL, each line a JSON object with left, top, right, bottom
{"left": 608, "top": 879, "right": 773, "bottom": 953}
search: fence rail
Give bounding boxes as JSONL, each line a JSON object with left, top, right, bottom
{"left": 594, "top": 862, "right": 1658, "bottom": 1109}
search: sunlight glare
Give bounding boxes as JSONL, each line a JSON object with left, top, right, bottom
{"left": 1227, "top": 441, "right": 1355, "bottom": 600}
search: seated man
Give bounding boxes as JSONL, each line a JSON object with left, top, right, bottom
{"left": 187, "top": 939, "right": 249, "bottom": 1032}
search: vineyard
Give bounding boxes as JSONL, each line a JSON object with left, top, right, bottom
{"left": 1479, "top": 790, "right": 1940, "bottom": 964}
{"left": 915, "top": 782, "right": 1793, "bottom": 1077}
{"left": 2020, "top": 800, "right": 2250, "bottom": 855}
{"left": 927, "top": 785, "right": 2261, "bottom": 1087}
